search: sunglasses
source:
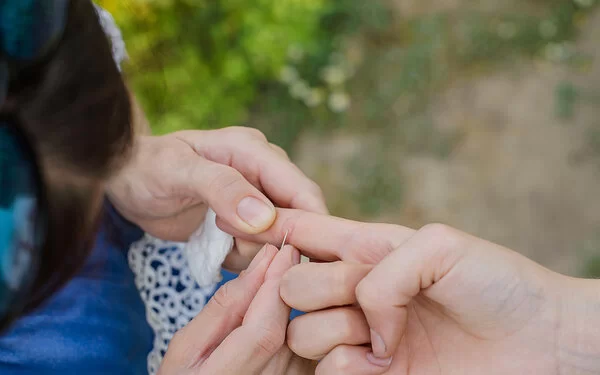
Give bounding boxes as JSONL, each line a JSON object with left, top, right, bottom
{"left": 0, "top": 121, "right": 46, "bottom": 328}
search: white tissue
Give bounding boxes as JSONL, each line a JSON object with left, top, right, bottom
{"left": 183, "top": 208, "right": 234, "bottom": 287}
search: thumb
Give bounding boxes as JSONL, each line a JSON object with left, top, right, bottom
{"left": 355, "top": 224, "right": 464, "bottom": 362}
{"left": 158, "top": 244, "right": 278, "bottom": 374}
{"left": 187, "top": 157, "right": 276, "bottom": 234}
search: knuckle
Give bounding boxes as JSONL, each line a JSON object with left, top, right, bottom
{"left": 336, "top": 309, "right": 356, "bottom": 338}
{"left": 290, "top": 183, "right": 325, "bottom": 212}
{"left": 270, "top": 143, "right": 289, "bottom": 158}
{"left": 211, "top": 281, "right": 234, "bottom": 310}
{"left": 332, "top": 263, "right": 353, "bottom": 300}
{"left": 279, "top": 211, "right": 303, "bottom": 244}
{"left": 355, "top": 278, "right": 381, "bottom": 309}
{"left": 154, "top": 143, "right": 182, "bottom": 167}
{"left": 253, "top": 322, "right": 286, "bottom": 357}
{"left": 205, "top": 165, "right": 245, "bottom": 195}
{"left": 419, "top": 223, "right": 458, "bottom": 240}
{"left": 345, "top": 223, "right": 393, "bottom": 264}
{"left": 418, "top": 223, "right": 465, "bottom": 255}
{"left": 307, "top": 180, "right": 325, "bottom": 200}
{"left": 245, "top": 127, "right": 268, "bottom": 141}
{"left": 228, "top": 126, "right": 267, "bottom": 141}
{"left": 210, "top": 281, "right": 246, "bottom": 321}
{"left": 330, "top": 346, "right": 354, "bottom": 372}
{"left": 285, "top": 319, "right": 301, "bottom": 354}
{"left": 417, "top": 223, "right": 468, "bottom": 269}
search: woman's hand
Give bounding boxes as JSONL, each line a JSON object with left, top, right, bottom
{"left": 106, "top": 127, "right": 327, "bottom": 271}
{"left": 158, "top": 244, "right": 316, "bottom": 375}
{"left": 222, "top": 209, "right": 600, "bottom": 375}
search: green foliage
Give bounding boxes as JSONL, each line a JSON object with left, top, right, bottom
{"left": 582, "top": 255, "right": 600, "bottom": 278}
{"left": 99, "top": 0, "right": 328, "bottom": 134}
{"left": 249, "top": 0, "right": 391, "bottom": 153}
{"left": 99, "top": 0, "right": 598, "bottom": 218}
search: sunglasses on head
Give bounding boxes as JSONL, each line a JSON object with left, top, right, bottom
{"left": 0, "top": 0, "right": 69, "bottom": 328}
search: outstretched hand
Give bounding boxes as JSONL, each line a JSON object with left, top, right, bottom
{"left": 222, "top": 209, "right": 600, "bottom": 374}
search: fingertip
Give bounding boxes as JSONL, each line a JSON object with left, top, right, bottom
{"left": 312, "top": 200, "right": 330, "bottom": 216}
{"left": 265, "top": 245, "right": 296, "bottom": 280}
{"left": 279, "top": 264, "right": 301, "bottom": 309}
{"left": 356, "top": 299, "right": 405, "bottom": 360}
{"left": 263, "top": 243, "right": 279, "bottom": 253}
{"left": 236, "top": 196, "right": 277, "bottom": 233}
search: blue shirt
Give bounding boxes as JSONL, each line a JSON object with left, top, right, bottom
{"left": 0, "top": 203, "right": 302, "bottom": 374}
{"left": 0, "top": 203, "right": 153, "bottom": 374}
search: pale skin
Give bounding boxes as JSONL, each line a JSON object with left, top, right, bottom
{"left": 220, "top": 209, "right": 600, "bottom": 375}
{"left": 107, "top": 91, "right": 327, "bottom": 272}
{"left": 113, "top": 93, "right": 600, "bottom": 374}
{"left": 158, "top": 244, "right": 317, "bottom": 375}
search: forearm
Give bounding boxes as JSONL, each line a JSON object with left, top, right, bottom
{"left": 556, "top": 276, "right": 600, "bottom": 375}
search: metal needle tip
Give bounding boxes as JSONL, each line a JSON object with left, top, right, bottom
{"left": 279, "top": 230, "right": 289, "bottom": 251}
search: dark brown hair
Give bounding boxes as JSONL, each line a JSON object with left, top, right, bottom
{"left": 5, "top": 0, "right": 133, "bottom": 316}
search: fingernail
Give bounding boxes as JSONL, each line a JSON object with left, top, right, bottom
{"left": 246, "top": 246, "right": 267, "bottom": 274}
{"left": 237, "top": 197, "right": 275, "bottom": 229}
{"left": 291, "top": 248, "right": 301, "bottom": 265}
{"left": 366, "top": 352, "right": 392, "bottom": 368}
{"left": 370, "top": 329, "right": 387, "bottom": 358}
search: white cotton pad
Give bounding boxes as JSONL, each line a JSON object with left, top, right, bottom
{"left": 183, "top": 208, "right": 234, "bottom": 287}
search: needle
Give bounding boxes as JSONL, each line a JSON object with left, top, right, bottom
{"left": 279, "top": 230, "right": 289, "bottom": 250}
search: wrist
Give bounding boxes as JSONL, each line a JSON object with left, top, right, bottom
{"left": 555, "top": 275, "right": 600, "bottom": 374}
{"left": 106, "top": 134, "right": 149, "bottom": 193}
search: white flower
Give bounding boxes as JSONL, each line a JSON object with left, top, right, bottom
{"left": 544, "top": 42, "right": 573, "bottom": 62}
{"left": 304, "top": 88, "right": 325, "bottom": 107}
{"left": 290, "top": 81, "right": 310, "bottom": 100}
{"left": 321, "top": 66, "right": 346, "bottom": 86}
{"left": 539, "top": 20, "right": 558, "bottom": 39}
{"left": 328, "top": 92, "right": 351, "bottom": 113}
{"left": 279, "top": 65, "right": 298, "bottom": 84}
{"left": 287, "top": 45, "right": 305, "bottom": 62}
{"left": 497, "top": 22, "right": 518, "bottom": 40}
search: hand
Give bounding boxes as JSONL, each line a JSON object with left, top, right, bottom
{"left": 158, "top": 244, "right": 316, "bottom": 375}
{"left": 107, "top": 127, "right": 327, "bottom": 270}
{"left": 220, "top": 210, "right": 600, "bottom": 375}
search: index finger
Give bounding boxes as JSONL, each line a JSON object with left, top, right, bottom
{"left": 217, "top": 208, "right": 415, "bottom": 264}
{"left": 200, "top": 245, "right": 299, "bottom": 374}
{"left": 231, "top": 136, "right": 329, "bottom": 215}
{"left": 159, "top": 245, "right": 278, "bottom": 372}
{"left": 180, "top": 129, "right": 329, "bottom": 215}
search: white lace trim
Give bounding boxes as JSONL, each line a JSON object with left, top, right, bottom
{"left": 128, "top": 209, "right": 234, "bottom": 375}
{"left": 128, "top": 235, "right": 218, "bottom": 375}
